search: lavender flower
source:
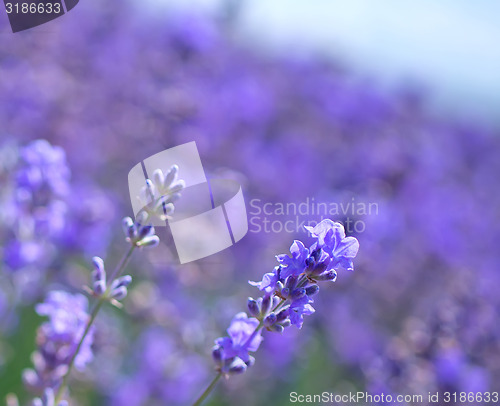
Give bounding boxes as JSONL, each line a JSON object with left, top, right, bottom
{"left": 212, "top": 313, "right": 263, "bottom": 375}
{"left": 305, "top": 219, "right": 360, "bottom": 272}
{"left": 13, "top": 139, "right": 70, "bottom": 238}
{"left": 23, "top": 291, "right": 94, "bottom": 392}
{"left": 2, "top": 140, "right": 71, "bottom": 303}
{"left": 212, "top": 219, "right": 359, "bottom": 376}
{"left": 16, "top": 139, "right": 70, "bottom": 200}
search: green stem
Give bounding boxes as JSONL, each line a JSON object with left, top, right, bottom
{"left": 191, "top": 373, "right": 222, "bottom": 406}
{"left": 272, "top": 298, "right": 286, "bottom": 312}
{"left": 108, "top": 245, "right": 136, "bottom": 283}
{"left": 54, "top": 245, "right": 136, "bottom": 404}
{"left": 54, "top": 298, "right": 104, "bottom": 403}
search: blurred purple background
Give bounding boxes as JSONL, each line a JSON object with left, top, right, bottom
{"left": 1, "top": 1, "right": 499, "bottom": 405}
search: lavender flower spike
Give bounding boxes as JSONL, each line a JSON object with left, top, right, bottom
{"left": 213, "top": 219, "right": 359, "bottom": 376}
{"left": 23, "top": 291, "right": 94, "bottom": 392}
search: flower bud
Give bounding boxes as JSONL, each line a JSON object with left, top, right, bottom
{"left": 228, "top": 357, "right": 247, "bottom": 374}
{"left": 122, "top": 217, "right": 136, "bottom": 240}
{"left": 164, "top": 165, "right": 179, "bottom": 188}
{"left": 111, "top": 275, "right": 132, "bottom": 290}
{"left": 305, "top": 284, "right": 319, "bottom": 296}
{"left": 264, "top": 313, "right": 277, "bottom": 328}
{"left": 111, "top": 286, "right": 128, "bottom": 300}
{"left": 245, "top": 355, "right": 255, "bottom": 367}
{"left": 281, "top": 287, "right": 291, "bottom": 298}
{"left": 137, "top": 235, "right": 160, "bottom": 248}
{"left": 247, "top": 298, "right": 260, "bottom": 317}
{"left": 291, "top": 288, "right": 306, "bottom": 300}
{"left": 280, "top": 319, "right": 292, "bottom": 328}
{"left": 315, "top": 270, "right": 337, "bottom": 282}
{"left": 152, "top": 169, "right": 165, "bottom": 188}
{"left": 260, "top": 295, "right": 271, "bottom": 316}
{"left": 269, "top": 324, "right": 284, "bottom": 333}
{"left": 284, "top": 275, "right": 298, "bottom": 290}
{"left": 212, "top": 346, "right": 223, "bottom": 364}
{"left": 276, "top": 307, "right": 289, "bottom": 322}
{"left": 92, "top": 256, "right": 105, "bottom": 277}
{"left": 93, "top": 280, "right": 106, "bottom": 296}
{"left": 169, "top": 180, "right": 186, "bottom": 194}
{"left": 138, "top": 224, "right": 154, "bottom": 240}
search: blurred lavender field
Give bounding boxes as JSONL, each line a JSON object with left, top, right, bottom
{"left": 1, "top": 1, "right": 500, "bottom": 405}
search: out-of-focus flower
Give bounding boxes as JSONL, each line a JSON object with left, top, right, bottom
{"left": 111, "top": 328, "right": 209, "bottom": 406}
{"left": 16, "top": 139, "right": 70, "bottom": 199}
{"left": 23, "top": 291, "right": 94, "bottom": 392}
{"left": 13, "top": 139, "right": 70, "bottom": 238}
{"left": 2, "top": 140, "right": 71, "bottom": 302}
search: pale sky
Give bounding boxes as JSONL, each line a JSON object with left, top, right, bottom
{"left": 133, "top": 0, "right": 500, "bottom": 125}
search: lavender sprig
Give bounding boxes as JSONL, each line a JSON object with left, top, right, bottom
{"left": 193, "top": 219, "right": 359, "bottom": 406}
{"left": 21, "top": 168, "right": 184, "bottom": 405}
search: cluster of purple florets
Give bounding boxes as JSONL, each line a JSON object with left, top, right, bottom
{"left": 212, "top": 219, "right": 359, "bottom": 375}
{"left": 13, "top": 139, "right": 70, "bottom": 236}
{"left": 3, "top": 140, "right": 70, "bottom": 283}
{"left": 23, "top": 292, "right": 94, "bottom": 393}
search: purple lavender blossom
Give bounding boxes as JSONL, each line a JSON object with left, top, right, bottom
{"left": 2, "top": 140, "right": 70, "bottom": 306}
{"left": 13, "top": 139, "right": 70, "bottom": 238}
{"left": 213, "top": 312, "right": 263, "bottom": 374}
{"left": 305, "top": 219, "right": 360, "bottom": 271}
{"left": 23, "top": 291, "right": 94, "bottom": 392}
{"left": 276, "top": 240, "right": 309, "bottom": 279}
{"left": 287, "top": 296, "right": 316, "bottom": 329}
{"left": 60, "top": 185, "right": 117, "bottom": 257}
{"left": 16, "top": 139, "right": 70, "bottom": 199}
{"left": 3, "top": 240, "right": 49, "bottom": 271}
{"left": 212, "top": 219, "right": 359, "bottom": 375}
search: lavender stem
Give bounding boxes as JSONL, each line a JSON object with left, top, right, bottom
{"left": 191, "top": 372, "right": 222, "bottom": 406}
{"left": 54, "top": 245, "right": 136, "bottom": 404}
